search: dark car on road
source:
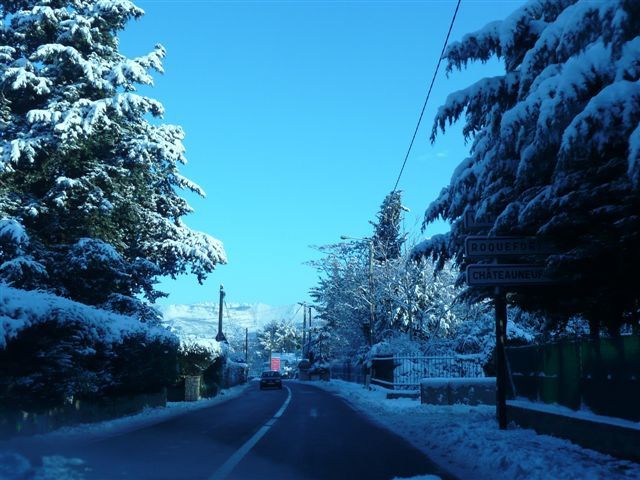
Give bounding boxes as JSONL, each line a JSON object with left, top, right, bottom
{"left": 260, "top": 370, "right": 283, "bottom": 390}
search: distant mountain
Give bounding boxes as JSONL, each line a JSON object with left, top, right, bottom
{"left": 157, "top": 303, "right": 306, "bottom": 351}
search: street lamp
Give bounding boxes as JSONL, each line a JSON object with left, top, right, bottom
{"left": 216, "top": 284, "right": 227, "bottom": 342}
{"left": 340, "top": 235, "right": 375, "bottom": 346}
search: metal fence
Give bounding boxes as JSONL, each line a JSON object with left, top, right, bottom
{"left": 371, "top": 355, "right": 485, "bottom": 390}
{"left": 507, "top": 335, "right": 640, "bottom": 422}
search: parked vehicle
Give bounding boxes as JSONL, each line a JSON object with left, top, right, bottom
{"left": 259, "top": 370, "right": 283, "bottom": 390}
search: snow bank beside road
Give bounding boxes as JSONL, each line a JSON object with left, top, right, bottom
{"left": 1, "top": 384, "right": 252, "bottom": 479}
{"left": 313, "top": 380, "right": 640, "bottom": 480}
{"left": 0, "top": 452, "right": 86, "bottom": 480}
{"left": 32, "top": 383, "right": 252, "bottom": 444}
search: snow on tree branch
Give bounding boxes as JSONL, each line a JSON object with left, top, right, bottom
{"left": 421, "top": 0, "right": 640, "bottom": 331}
{"left": 0, "top": 0, "right": 226, "bottom": 309}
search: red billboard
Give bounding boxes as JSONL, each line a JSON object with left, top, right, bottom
{"left": 270, "top": 357, "right": 281, "bottom": 371}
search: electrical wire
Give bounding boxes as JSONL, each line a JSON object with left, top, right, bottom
{"left": 224, "top": 301, "right": 303, "bottom": 332}
{"left": 288, "top": 304, "right": 303, "bottom": 326}
{"left": 392, "top": 0, "right": 462, "bottom": 192}
{"left": 224, "top": 299, "right": 231, "bottom": 320}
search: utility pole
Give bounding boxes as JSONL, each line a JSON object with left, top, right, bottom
{"left": 365, "top": 239, "right": 375, "bottom": 389}
{"left": 245, "top": 327, "right": 248, "bottom": 363}
{"left": 216, "top": 284, "right": 227, "bottom": 342}
{"left": 301, "top": 303, "right": 307, "bottom": 358}
{"left": 308, "top": 306, "right": 312, "bottom": 358}
{"left": 367, "top": 239, "right": 375, "bottom": 346}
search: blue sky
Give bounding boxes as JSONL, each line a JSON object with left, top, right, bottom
{"left": 121, "top": 0, "right": 525, "bottom": 306}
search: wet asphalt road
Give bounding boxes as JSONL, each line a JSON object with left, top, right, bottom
{"left": 6, "top": 381, "right": 453, "bottom": 480}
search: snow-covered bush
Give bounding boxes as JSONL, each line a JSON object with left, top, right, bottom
{"left": 177, "top": 342, "right": 217, "bottom": 376}
{"left": 0, "top": 284, "right": 178, "bottom": 410}
{"left": 416, "top": 0, "right": 640, "bottom": 336}
{"left": 0, "top": 218, "right": 48, "bottom": 290}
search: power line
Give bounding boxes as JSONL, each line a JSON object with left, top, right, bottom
{"left": 223, "top": 300, "right": 234, "bottom": 332}
{"left": 392, "top": 0, "right": 462, "bottom": 192}
{"left": 287, "top": 304, "right": 303, "bottom": 326}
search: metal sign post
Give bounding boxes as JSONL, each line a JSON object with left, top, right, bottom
{"left": 495, "top": 287, "right": 508, "bottom": 430}
{"left": 462, "top": 216, "right": 558, "bottom": 430}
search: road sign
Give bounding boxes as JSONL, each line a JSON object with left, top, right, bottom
{"left": 463, "top": 210, "right": 496, "bottom": 231}
{"left": 465, "top": 236, "right": 556, "bottom": 257}
{"left": 466, "top": 264, "right": 553, "bottom": 286}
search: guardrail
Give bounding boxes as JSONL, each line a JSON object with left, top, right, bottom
{"left": 371, "top": 354, "right": 485, "bottom": 390}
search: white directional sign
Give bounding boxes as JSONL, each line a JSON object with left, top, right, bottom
{"left": 463, "top": 210, "right": 496, "bottom": 231}
{"left": 465, "top": 236, "right": 556, "bottom": 257}
{"left": 466, "top": 264, "right": 553, "bottom": 286}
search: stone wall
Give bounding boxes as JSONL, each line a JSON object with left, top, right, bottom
{"left": 420, "top": 378, "right": 495, "bottom": 406}
{"left": 507, "top": 400, "right": 640, "bottom": 462}
{"left": 184, "top": 376, "right": 201, "bottom": 401}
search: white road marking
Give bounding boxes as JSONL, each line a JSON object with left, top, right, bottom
{"left": 208, "top": 385, "right": 292, "bottom": 480}
{"left": 310, "top": 408, "right": 318, "bottom": 418}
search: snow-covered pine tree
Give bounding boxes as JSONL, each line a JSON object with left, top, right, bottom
{"left": 371, "top": 191, "right": 406, "bottom": 262}
{"left": 0, "top": 1, "right": 226, "bottom": 315}
{"left": 416, "top": 0, "right": 640, "bottom": 335}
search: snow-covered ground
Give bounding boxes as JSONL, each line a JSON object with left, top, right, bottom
{"left": 30, "top": 383, "right": 252, "bottom": 444}
{"left": 0, "top": 384, "right": 252, "bottom": 480}
{"left": 313, "top": 380, "right": 640, "bottom": 480}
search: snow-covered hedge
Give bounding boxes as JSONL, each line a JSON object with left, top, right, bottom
{"left": 0, "top": 284, "right": 179, "bottom": 410}
{"left": 0, "top": 284, "right": 173, "bottom": 349}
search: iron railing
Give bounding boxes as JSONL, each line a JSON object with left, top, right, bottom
{"left": 371, "top": 354, "right": 485, "bottom": 390}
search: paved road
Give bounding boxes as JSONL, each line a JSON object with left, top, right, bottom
{"left": 6, "top": 381, "right": 453, "bottom": 480}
